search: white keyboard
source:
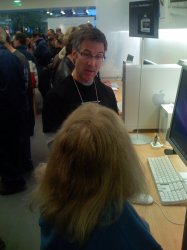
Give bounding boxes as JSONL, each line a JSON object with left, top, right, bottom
{"left": 147, "top": 156, "right": 187, "bottom": 205}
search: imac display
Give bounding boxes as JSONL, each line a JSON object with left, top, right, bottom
{"left": 167, "top": 65, "right": 187, "bottom": 250}
{"left": 167, "top": 65, "right": 187, "bottom": 166}
{"left": 143, "top": 59, "right": 157, "bottom": 65}
{"left": 129, "top": 0, "right": 159, "bottom": 38}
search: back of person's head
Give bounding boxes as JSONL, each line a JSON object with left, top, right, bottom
{"left": 63, "top": 26, "right": 78, "bottom": 47}
{"left": 56, "top": 27, "right": 62, "bottom": 34}
{"left": 14, "top": 32, "right": 27, "bottom": 45}
{"left": 47, "top": 28, "right": 56, "bottom": 40}
{"left": 32, "top": 31, "right": 41, "bottom": 39}
{"left": 72, "top": 27, "right": 108, "bottom": 52}
{"left": 78, "top": 22, "right": 94, "bottom": 30}
{"left": 34, "top": 103, "right": 147, "bottom": 244}
{"left": 64, "top": 27, "right": 79, "bottom": 55}
{"left": 0, "top": 27, "right": 7, "bottom": 44}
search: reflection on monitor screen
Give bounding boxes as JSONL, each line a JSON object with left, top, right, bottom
{"left": 167, "top": 65, "right": 187, "bottom": 166}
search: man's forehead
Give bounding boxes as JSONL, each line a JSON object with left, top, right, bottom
{"left": 80, "top": 40, "right": 105, "bottom": 51}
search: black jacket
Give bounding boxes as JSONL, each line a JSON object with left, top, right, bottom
{"left": 53, "top": 56, "right": 74, "bottom": 86}
{"left": 0, "top": 45, "right": 28, "bottom": 135}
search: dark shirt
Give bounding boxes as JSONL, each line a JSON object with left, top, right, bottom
{"left": 13, "top": 49, "right": 35, "bottom": 135}
{"left": 15, "top": 45, "right": 36, "bottom": 64}
{"left": 39, "top": 201, "right": 163, "bottom": 250}
{"left": 42, "top": 75, "right": 118, "bottom": 133}
{"left": 34, "top": 38, "right": 52, "bottom": 67}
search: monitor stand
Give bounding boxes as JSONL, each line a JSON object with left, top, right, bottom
{"left": 164, "top": 149, "right": 176, "bottom": 155}
{"left": 129, "top": 37, "right": 150, "bottom": 146}
{"left": 130, "top": 133, "right": 151, "bottom": 145}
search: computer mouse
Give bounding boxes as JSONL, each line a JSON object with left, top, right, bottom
{"left": 130, "top": 194, "right": 154, "bottom": 205}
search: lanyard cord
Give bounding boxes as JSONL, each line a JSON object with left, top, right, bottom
{"left": 73, "top": 78, "right": 99, "bottom": 104}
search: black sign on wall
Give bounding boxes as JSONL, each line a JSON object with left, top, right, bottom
{"left": 129, "top": 0, "right": 159, "bottom": 38}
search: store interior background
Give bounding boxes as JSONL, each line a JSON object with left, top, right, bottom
{"left": 0, "top": 1, "right": 187, "bottom": 249}
{"left": 0, "top": 0, "right": 187, "bottom": 78}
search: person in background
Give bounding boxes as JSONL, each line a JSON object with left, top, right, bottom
{"left": 0, "top": 27, "right": 28, "bottom": 194}
{"left": 55, "top": 27, "right": 63, "bottom": 36}
{"left": 52, "top": 26, "right": 79, "bottom": 86}
{"left": 50, "top": 26, "right": 77, "bottom": 80}
{"left": 54, "top": 34, "right": 64, "bottom": 55}
{"left": 42, "top": 27, "right": 118, "bottom": 142}
{"left": 11, "top": 32, "right": 36, "bottom": 172}
{"left": 13, "top": 32, "right": 38, "bottom": 89}
{"left": 47, "top": 33, "right": 65, "bottom": 85}
{"left": 32, "top": 31, "right": 52, "bottom": 99}
{"left": 33, "top": 103, "right": 163, "bottom": 250}
{"left": 5, "top": 32, "right": 35, "bottom": 173}
{"left": 46, "top": 28, "right": 57, "bottom": 57}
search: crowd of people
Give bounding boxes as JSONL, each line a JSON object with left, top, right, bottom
{"left": 0, "top": 24, "right": 163, "bottom": 249}
{"left": 0, "top": 24, "right": 92, "bottom": 195}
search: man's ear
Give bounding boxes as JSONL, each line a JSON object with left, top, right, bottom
{"left": 72, "top": 48, "right": 78, "bottom": 62}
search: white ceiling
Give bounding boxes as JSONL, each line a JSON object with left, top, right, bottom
{"left": 0, "top": 0, "right": 96, "bottom": 11}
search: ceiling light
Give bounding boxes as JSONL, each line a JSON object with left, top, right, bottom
{"left": 13, "top": 0, "right": 22, "bottom": 7}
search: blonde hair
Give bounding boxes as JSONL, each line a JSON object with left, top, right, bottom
{"left": 34, "top": 103, "right": 147, "bottom": 244}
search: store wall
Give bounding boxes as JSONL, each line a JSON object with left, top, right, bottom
{"left": 96, "top": 0, "right": 141, "bottom": 78}
{"left": 96, "top": 0, "right": 187, "bottom": 78}
{"left": 143, "top": 28, "right": 187, "bottom": 64}
{"left": 143, "top": 0, "right": 187, "bottom": 64}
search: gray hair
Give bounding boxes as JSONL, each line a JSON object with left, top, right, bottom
{"left": 72, "top": 27, "right": 107, "bottom": 52}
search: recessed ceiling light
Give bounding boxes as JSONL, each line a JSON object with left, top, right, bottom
{"left": 13, "top": 0, "right": 22, "bottom": 7}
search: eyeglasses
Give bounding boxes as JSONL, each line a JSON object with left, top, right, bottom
{"left": 78, "top": 50, "right": 105, "bottom": 62}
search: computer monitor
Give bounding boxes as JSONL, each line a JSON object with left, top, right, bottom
{"left": 122, "top": 63, "right": 181, "bottom": 131}
{"left": 167, "top": 65, "right": 187, "bottom": 166}
{"left": 166, "top": 65, "right": 187, "bottom": 250}
{"left": 126, "top": 54, "right": 134, "bottom": 63}
{"left": 143, "top": 59, "right": 157, "bottom": 65}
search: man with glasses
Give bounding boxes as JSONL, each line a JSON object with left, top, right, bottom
{"left": 42, "top": 27, "right": 118, "bottom": 143}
